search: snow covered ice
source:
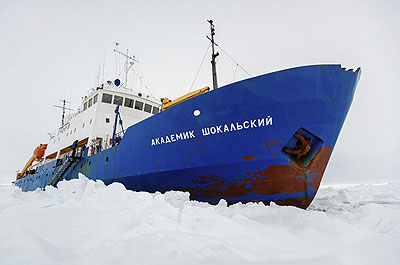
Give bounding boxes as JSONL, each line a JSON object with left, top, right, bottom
{"left": 0, "top": 175, "right": 399, "bottom": 265}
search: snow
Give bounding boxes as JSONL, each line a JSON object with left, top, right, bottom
{"left": 0, "top": 175, "right": 399, "bottom": 265}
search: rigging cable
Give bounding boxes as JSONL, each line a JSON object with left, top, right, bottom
{"left": 114, "top": 51, "right": 119, "bottom": 76}
{"left": 214, "top": 43, "right": 252, "bottom": 78}
{"left": 131, "top": 67, "right": 154, "bottom": 98}
{"left": 231, "top": 63, "right": 239, "bottom": 82}
{"left": 189, "top": 42, "right": 211, "bottom": 92}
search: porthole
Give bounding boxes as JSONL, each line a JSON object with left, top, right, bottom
{"left": 106, "top": 157, "right": 109, "bottom": 162}
{"left": 193, "top": 109, "right": 201, "bottom": 117}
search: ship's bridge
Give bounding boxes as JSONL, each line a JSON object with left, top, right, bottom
{"left": 45, "top": 82, "right": 161, "bottom": 160}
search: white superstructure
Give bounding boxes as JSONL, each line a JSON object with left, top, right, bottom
{"left": 45, "top": 82, "right": 161, "bottom": 159}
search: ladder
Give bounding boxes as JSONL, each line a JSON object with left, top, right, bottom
{"left": 48, "top": 156, "right": 81, "bottom": 187}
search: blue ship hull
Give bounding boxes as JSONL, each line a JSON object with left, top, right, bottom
{"left": 15, "top": 64, "right": 360, "bottom": 209}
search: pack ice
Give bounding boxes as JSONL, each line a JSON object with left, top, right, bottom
{"left": 0, "top": 174, "right": 399, "bottom": 265}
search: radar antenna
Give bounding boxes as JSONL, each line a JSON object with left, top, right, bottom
{"left": 207, "top": 20, "right": 219, "bottom": 90}
{"left": 53, "top": 100, "right": 73, "bottom": 126}
{"left": 113, "top": 43, "right": 139, "bottom": 88}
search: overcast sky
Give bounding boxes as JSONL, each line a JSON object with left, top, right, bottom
{"left": 0, "top": 0, "right": 399, "bottom": 184}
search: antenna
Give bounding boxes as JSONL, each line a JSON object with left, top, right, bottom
{"left": 53, "top": 99, "right": 73, "bottom": 126}
{"left": 207, "top": 20, "right": 219, "bottom": 90}
{"left": 113, "top": 43, "right": 138, "bottom": 89}
{"left": 102, "top": 50, "right": 105, "bottom": 84}
{"left": 95, "top": 54, "right": 101, "bottom": 87}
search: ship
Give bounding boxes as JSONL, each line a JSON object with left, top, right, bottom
{"left": 14, "top": 21, "right": 360, "bottom": 209}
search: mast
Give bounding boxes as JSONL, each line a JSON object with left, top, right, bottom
{"left": 125, "top": 49, "right": 128, "bottom": 87}
{"left": 53, "top": 99, "right": 73, "bottom": 126}
{"left": 207, "top": 20, "right": 219, "bottom": 90}
{"left": 113, "top": 43, "right": 138, "bottom": 89}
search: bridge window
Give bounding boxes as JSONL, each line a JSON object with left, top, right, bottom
{"left": 124, "top": 98, "right": 134, "bottom": 108}
{"left": 84, "top": 102, "right": 88, "bottom": 111}
{"left": 135, "top": 100, "right": 143, "bottom": 111}
{"left": 88, "top": 98, "right": 93, "bottom": 108}
{"left": 102, "top": 93, "right": 112, "bottom": 104}
{"left": 114, "top": 95, "right": 123, "bottom": 105}
{"left": 152, "top": 106, "right": 160, "bottom": 114}
{"left": 93, "top": 94, "right": 98, "bottom": 104}
{"left": 144, "top": 103, "right": 152, "bottom": 113}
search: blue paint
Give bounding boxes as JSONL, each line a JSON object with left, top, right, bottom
{"left": 15, "top": 65, "right": 360, "bottom": 208}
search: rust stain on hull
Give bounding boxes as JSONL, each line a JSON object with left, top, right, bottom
{"left": 242, "top": 155, "right": 255, "bottom": 161}
{"left": 185, "top": 146, "right": 332, "bottom": 209}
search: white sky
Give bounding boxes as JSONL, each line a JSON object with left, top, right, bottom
{"left": 0, "top": 0, "right": 399, "bottom": 184}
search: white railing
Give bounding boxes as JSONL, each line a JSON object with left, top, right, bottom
{"left": 49, "top": 123, "right": 70, "bottom": 139}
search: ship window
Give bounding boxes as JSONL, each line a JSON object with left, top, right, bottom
{"left": 84, "top": 102, "right": 88, "bottom": 111}
{"left": 124, "top": 98, "right": 134, "bottom": 108}
{"left": 152, "top": 106, "right": 160, "bottom": 114}
{"left": 90, "top": 119, "right": 92, "bottom": 124}
{"left": 93, "top": 94, "right": 98, "bottom": 104}
{"left": 144, "top": 103, "right": 152, "bottom": 113}
{"left": 82, "top": 123, "right": 85, "bottom": 128}
{"left": 66, "top": 132, "right": 68, "bottom": 137}
{"left": 74, "top": 128, "right": 76, "bottom": 133}
{"left": 135, "top": 100, "right": 143, "bottom": 110}
{"left": 106, "top": 118, "right": 110, "bottom": 123}
{"left": 102, "top": 93, "right": 112, "bottom": 104}
{"left": 88, "top": 98, "right": 93, "bottom": 108}
{"left": 114, "top": 95, "right": 123, "bottom": 105}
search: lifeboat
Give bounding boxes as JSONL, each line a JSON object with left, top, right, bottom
{"left": 17, "top": 144, "right": 48, "bottom": 179}
{"left": 33, "top": 144, "right": 48, "bottom": 160}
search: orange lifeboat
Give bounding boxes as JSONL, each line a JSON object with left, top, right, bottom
{"left": 33, "top": 144, "right": 48, "bottom": 160}
{"left": 17, "top": 144, "right": 48, "bottom": 180}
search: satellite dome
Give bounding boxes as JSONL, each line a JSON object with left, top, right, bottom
{"left": 114, "top": 79, "right": 121, "bottom": 86}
